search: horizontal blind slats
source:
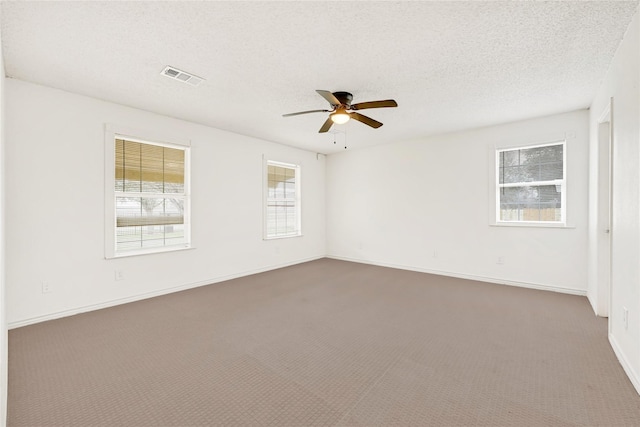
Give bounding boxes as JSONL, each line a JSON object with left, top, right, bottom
{"left": 115, "top": 139, "right": 185, "bottom": 187}
{"left": 117, "top": 215, "right": 184, "bottom": 227}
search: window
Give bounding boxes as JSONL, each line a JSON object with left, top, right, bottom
{"left": 497, "top": 141, "right": 565, "bottom": 224}
{"left": 106, "top": 131, "right": 190, "bottom": 257}
{"left": 265, "top": 160, "right": 301, "bottom": 238}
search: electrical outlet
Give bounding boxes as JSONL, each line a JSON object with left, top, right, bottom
{"left": 114, "top": 270, "right": 124, "bottom": 281}
{"left": 497, "top": 256, "right": 504, "bottom": 265}
{"left": 623, "top": 306, "right": 629, "bottom": 330}
{"left": 41, "top": 281, "right": 51, "bottom": 293}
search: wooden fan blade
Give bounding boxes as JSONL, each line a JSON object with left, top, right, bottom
{"left": 319, "top": 117, "right": 334, "bottom": 133}
{"left": 316, "top": 90, "right": 341, "bottom": 106}
{"left": 283, "top": 109, "right": 330, "bottom": 117}
{"left": 350, "top": 112, "right": 383, "bottom": 129}
{"left": 350, "top": 99, "right": 398, "bottom": 110}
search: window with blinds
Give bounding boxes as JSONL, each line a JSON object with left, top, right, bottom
{"left": 497, "top": 142, "right": 565, "bottom": 223}
{"left": 265, "top": 161, "right": 300, "bottom": 238}
{"left": 114, "top": 138, "right": 190, "bottom": 254}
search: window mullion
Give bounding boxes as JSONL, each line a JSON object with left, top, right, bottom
{"left": 498, "top": 179, "right": 564, "bottom": 189}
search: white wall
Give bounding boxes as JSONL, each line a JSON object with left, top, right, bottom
{"left": 588, "top": 10, "right": 640, "bottom": 393}
{"left": 5, "top": 79, "right": 325, "bottom": 327}
{"left": 327, "top": 110, "right": 589, "bottom": 294}
{"left": 0, "top": 9, "right": 7, "bottom": 426}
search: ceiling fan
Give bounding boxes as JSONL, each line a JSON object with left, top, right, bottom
{"left": 283, "top": 90, "right": 398, "bottom": 133}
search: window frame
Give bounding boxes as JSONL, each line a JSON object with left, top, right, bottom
{"left": 495, "top": 140, "right": 566, "bottom": 226}
{"left": 263, "top": 159, "right": 302, "bottom": 240}
{"left": 104, "top": 124, "right": 191, "bottom": 259}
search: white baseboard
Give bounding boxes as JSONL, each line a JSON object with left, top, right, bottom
{"left": 586, "top": 292, "right": 596, "bottom": 312}
{"left": 9, "top": 254, "right": 587, "bottom": 329}
{"left": 327, "top": 255, "right": 587, "bottom": 296}
{"left": 8, "top": 256, "right": 323, "bottom": 329}
{"left": 609, "top": 333, "right": 640, "bottom": 395}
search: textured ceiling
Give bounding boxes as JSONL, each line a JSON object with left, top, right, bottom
{"left": 1, "top": 1, "right": 638, "bottom": 154}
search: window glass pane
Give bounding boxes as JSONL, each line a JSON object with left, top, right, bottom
{"left": 500, "top": 165, "right": 525, "bottom": 184}
{"left": 500, "top": 144, "right": 563, "bottom": 184}
{"left": 502, "top": 150, "right": 520, "bottom": 167}
{"left": 266, "top": 201, "right": 297, "bottom": 236}
{"left": 268, "top": 180, "right": 276, "bottom": 198}
{"left": 499, "top": 185, "right": 561, "bottom": 222}
{"left": 116, "top": 226, "right": 143, "bottom": 252}
{"left": 523, "top": 145, "right": 563, "bottom": 163}
{"left": 116, "top": 197, "right": 184, "bottom": 227}
{"left": 273, "top": 165, "right": 286, "bottom": 198}
{"left": 140, "top": 227, "right": 166, "bottom": 249}
{"left": 539, "top": 161, "right": 562, "bottom": 181}
{"left": 164, "top": 224, "right": 187, "bottom": 247}
{"left": 285, "top": 181, "right": 295, "bottom": 198}
{"left": 275, "top": 181, "right": 285, "bottom": 198}
{"left": 116, "top": 224, "right": 186, "bottom": 252}
{"left": 115, "top": 195, "right": 185, "bottom": 253}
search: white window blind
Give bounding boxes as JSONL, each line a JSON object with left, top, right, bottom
{"left": 114, "top": 138, "right": 190, "bottom": 254}
{"left": 497, "top": 142, "right": 565, "bottom": 223}
{"left": 265, "top": 161, "right": 300, "bottom": 238}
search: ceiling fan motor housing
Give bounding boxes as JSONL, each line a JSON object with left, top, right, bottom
{"left": 332, "top": 91, "right": 353, "bottom": 107}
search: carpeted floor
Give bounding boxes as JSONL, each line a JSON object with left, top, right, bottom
{"left": 7, "top": 258, "right": 640, "bottom": 426}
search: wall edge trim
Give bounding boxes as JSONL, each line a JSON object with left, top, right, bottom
{"left": 8, "top": 255, "right": 323, "bottom": 329}
{"left": 586, "top": 291, "right": 599, "bottom": 316}
{"left": 609, "top": 333, "right": 640, "bottom": 396}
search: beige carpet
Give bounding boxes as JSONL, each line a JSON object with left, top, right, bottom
{"left": 7, "top": 258, "right": 640, "bottom": 426}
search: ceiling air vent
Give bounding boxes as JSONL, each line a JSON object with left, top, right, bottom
{"left": 161, "top": 66, "right": 204, "bottom": 87}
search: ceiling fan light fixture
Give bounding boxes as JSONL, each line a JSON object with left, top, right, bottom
{"left": 330, "top": 111, "right": 350, "bottom": 124}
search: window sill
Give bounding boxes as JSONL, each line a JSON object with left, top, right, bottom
{"left": 263, "top": 233, "right": 303, "bottom": 241}
{"left": 490, "top": 222, "right": 575, "bottom": 229}
{"left": 106, "top": 245, "right": 194, "bottom": 259}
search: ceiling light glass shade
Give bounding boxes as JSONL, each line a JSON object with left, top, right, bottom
{"left": 330, "top": 111, "right": 350, "bottom": 124}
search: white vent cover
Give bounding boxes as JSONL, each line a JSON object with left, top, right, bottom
{"left": 161, "top": 66, "right": 204, "bottom": 86}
